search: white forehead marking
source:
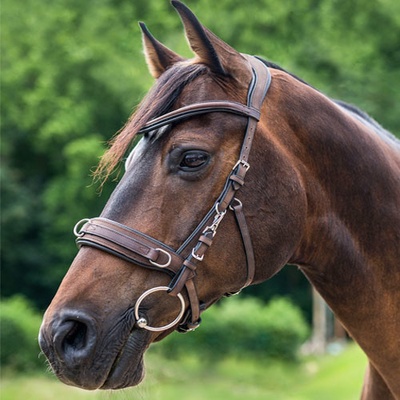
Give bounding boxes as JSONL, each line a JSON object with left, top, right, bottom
{"left": 148, "top": 124, "right": 171, "bottom": 143}
{"left": 124, "top": 137, "right": 147, "bottom": 172}
{"left": 124, "top": 124, "right": 172, "bottom": 172}
{"left": 124, "top": 125, "right": 171, "bottom": 172}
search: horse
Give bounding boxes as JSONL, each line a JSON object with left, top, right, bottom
{"left": 39, "top": 1, "right": 400, "bottom": 398}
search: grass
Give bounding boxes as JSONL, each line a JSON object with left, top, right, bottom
{"left": 1, "top": 344, "right": 367, "bottom": 400}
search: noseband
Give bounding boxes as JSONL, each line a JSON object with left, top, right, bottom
{"left": 74, "top": 56, "right": 271, "bottom": 332}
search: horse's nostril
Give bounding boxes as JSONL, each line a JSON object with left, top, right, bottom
{"left": 63, "top": 320, "right": 88, "bottom": 351}
{"left": 52, "top": 313, "right": 96, "bottom": 365}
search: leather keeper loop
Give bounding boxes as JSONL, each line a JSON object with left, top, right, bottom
{"left": 230, "top": 174, "right": 245, "bottom": 187}
{"left": 198, "top": 234, "right": 213, "bottom": 247}
{"left": 183, "top": 258, "right": 197, "bottom": 271}
{"left": 168, "top": 264, "right": 196, "bottom": 296}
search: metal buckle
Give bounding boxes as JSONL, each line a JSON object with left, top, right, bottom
{"left": 73, "top": 218, "right": 91, "bottom": 237}
{"left": 191, "top": 247, "right": 204, "bottom": 261}
{"left": 149, "top": 248, "right": 172, "bottom": 268}
{"left": 232, "top": 159, "right": 250, "bottom": 172}
{"left": 177, "top": 319, "right": 201, "bottom": 333}
{"left": 134, "top": 286, "right": 186, "bottom": 332}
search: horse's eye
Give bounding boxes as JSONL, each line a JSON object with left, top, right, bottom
{"left": 179, "top": 151, "right": 210, "bottom": 171}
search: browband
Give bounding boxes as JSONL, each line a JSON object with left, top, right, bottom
{"left": 138, "top": 101, "right": 261, "bottom": 134}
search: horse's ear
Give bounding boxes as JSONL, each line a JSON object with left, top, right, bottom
{"left": 139, "top": 22, "right": 185, "bottom": 79}
{"left": 171, "top": 0, "right": 248, "bottom": 77}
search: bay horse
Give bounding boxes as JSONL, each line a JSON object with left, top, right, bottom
{"left": 39, "top": 1, "right": 400, "bottom": 398}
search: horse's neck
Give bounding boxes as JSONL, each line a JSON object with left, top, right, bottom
{"left": 270, "top": 72, "right": 400, "bottom": 392}
{"left": 293, "top": 111, "right": 400, "bottom": 279}
{"left": 287, "top": 84, "right": 400, "bottom": 292}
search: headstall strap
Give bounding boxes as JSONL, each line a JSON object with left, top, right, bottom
{"left": 75, "top": 56, "right": 271, "bottom": 333}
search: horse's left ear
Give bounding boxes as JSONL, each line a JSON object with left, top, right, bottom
{"left": 139, "top": 22, "right": 185, "bottom": 79}
{"left": 171, "top": 1, "right": 249, "bottom": 77}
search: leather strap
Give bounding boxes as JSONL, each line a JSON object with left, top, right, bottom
{"left": 77, "top": 218, "right": 184, "bottom": 274}
{"left": 240, "top": 54, "right": 271, "bottom": 163}
{"left": 138, "top": 100, "right": 261, "bottom": 134}
{"left": 231, "top": 199, "right": 255, "bottom": 289}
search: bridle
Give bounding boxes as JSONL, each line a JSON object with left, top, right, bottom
{"left": 74, "top": 56, "right": 271, "bottom": 332}
{"left": 74, "top": 55, "right": 271, "bottom": 333}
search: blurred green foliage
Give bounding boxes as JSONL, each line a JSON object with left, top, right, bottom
{"left": 1, "top": 0, "right": 399, "bottom": 310}
{"left": 156, "top": 297, "right": 309, "bottom": 361}
{"left": 0, "top": 296, "right": 43, "bottom": 371}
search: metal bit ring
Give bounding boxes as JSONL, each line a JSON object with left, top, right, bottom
{"left": 134, "top": 286, "right": 185, "bottom": 332}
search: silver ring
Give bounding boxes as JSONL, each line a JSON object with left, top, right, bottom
{"left": 229, "top": 197, "right": 243, "bottom": 210}
{"left": 134, "top": 286, "right": 185, "bottom": 332}
{"left": 73, "top": 218, "right": 91, "bottom": 237}
{"left": 214, "top": 202, "right": 226, "bottom": 216}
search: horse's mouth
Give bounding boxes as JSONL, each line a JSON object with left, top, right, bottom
{"left": 100, "top": 329, "right": 149, "bottom": 390}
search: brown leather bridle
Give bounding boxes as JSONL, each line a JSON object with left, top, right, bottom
{"left": 74, "top": 55, "right": 271, "bottom": 332}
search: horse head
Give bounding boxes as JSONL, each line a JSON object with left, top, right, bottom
{"left": 39, "top": 1, "right": 307, "bottom": 390}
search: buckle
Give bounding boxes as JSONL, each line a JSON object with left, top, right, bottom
{"left": 232, "top": 159, "right": 250, "bottom": 172}
{"left": 149, "top": 248, "right": 172, "bottom": 268}
{"left": 177, "top": 317, "right": 202, "bottom": 333}
{"left": 191, "top": 247, "right": 204, "bottom": 261}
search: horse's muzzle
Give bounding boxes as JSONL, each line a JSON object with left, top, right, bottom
{"left": 39, "top": 310, "right": 103, "bottom": 389}
{"left": 39, "top": 307, "right": 148, "bottom": 390}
